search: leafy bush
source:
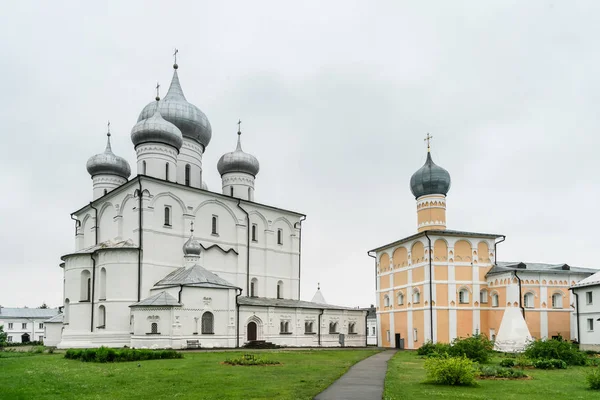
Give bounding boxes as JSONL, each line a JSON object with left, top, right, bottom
{"left": 532, "top": 359, "right": 567, "bottom": 369}
{"left": 587, "top": 368, "right": 600, "bottom": 390}
{"left": 64, "top": 347, "right": 183, "bottom": 363}
{"left": 514, "top": 356, "right": 533, "bottom": 368}
{"left": 418, "top": 341, "right": 451, "bottom": 357}
{"left": 424, "top": 355, "right": 478, "bottom": 386}
{"left": 587, "top": 358, "right": 600, "bottom": 367}
{"left": 499, "top": 358, "right": 515, "bottom": 368}
{"left": 224, "top": 353, "right": 280, "bottom": 366}
{"left": 0, "top": 325, "right": 6, "bottom": 348}
{"left": 449, "top": 335, "right": 494, "bottom": 363}
{"left": 478, "top": 365, "right": 527, "bottom": 379}
{"left": 28, "top": 346, "right": 45, "bottom": 354}
{"left": 524, "top": 337, "right": 587, "bottom": 366}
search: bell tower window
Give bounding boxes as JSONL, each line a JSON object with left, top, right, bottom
{"left": 185, "top": 164, "right": 191, "bottom": 186}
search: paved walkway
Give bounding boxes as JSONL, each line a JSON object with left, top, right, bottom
{"left": 314, "top": 349, "right": 397, "bottom": 400}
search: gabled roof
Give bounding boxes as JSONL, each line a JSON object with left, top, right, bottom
{"left": 44, "top": 314, "right": 64, "bottom": 323}
{"left": 238, "top": 296, "right": 361, "bottom": 311}
{"left": 486, "top": 261, "right": 598, "bottom": 277}
{"left": 311, "top": 288, "right": 327, "bottom": 304}
{"left": 61, "top": 239, "right": 137, "bottom": 260}
{"left": 0, "top": 308, "right": 60, "bottom": 319}
{"left": 572, "top": 270, "right": 600, "bottom": 289}
{"left": 368, "top": 229, "right": 504, "bottom": 253}
{"left": 154, "top": 265, "right": 240, "bottom": 289}
{"left": 130, "top": 291, "right": 181, "bottom": 307}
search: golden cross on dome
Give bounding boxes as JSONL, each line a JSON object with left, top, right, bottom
{"left": 237, "top": 119, "right": 242, "bottom": 134}
{"left": 424, "top": 133, "right": 433, "bottom": 152}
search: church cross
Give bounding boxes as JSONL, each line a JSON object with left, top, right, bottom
{"left": 107, "top": 121, "right": 111, "bottom": 137}
{"left": 190, "top": 221, "right": 194, "bottom": 234}
{"left": 424, "top": 133, "right": 433, "bottom": 152}
{"left": 173, "top": 48, "right": 179, "bottom": 64}
{"left": 156, "top": 82, "right": 160, "bottom": 99}
{"left": 237, "top": 119, "right": 242, "bottom": 134}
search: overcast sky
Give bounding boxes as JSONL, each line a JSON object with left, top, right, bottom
{"left": 1, "top": 0, "right": 599, "bottom": 309}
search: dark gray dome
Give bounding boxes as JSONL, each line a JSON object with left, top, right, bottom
{"left": 217, "top": 132, "right": 260, "bottom": 177}
{"left": 86, "top": 133, "right": 131, "bottom": 179}
{"left": 410, "top": 152, "right": 451, "bottom": 199}
{"left": 131, "top": 101, "right": 183, "bottom": 151}
{"left": 138, "top": 67, "right": 212, "bottom": 149}
{"left": 183, "top": 224, "right": 202, "bottom": 256}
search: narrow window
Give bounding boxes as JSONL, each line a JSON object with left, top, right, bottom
{"left": 588, "top": 318, "right": 594, "bottom": 331}
{"left": 211, "top": 215, "right": 218, "bottom": 235}
{"left": 459, "top": 289, "right": 469, "bottom": 304}
{"left": 329, "top": 322, "right": 338, "bottom": 334}
{"left": 8, "top": 323, "right": 13, "bottom": 330}
{"left": 185, "top": 164, "right": 191, "bottom": 186}
{"left": 151, "top": 322, "right": 158, "bottom": 334}
{"left": 250, "top": 278, "right": 258, "bottom": 297}
{"left": 552, "top": 293, "right": 563, "bottom": 309}
{"left": 39, "top": 323, "right": 43, "bottom": 329}
{"left": 480, "top": 290, "right": 488, "bottom": 304}
{"left": 165, "top": 163, "right": 169, "bottom": 181}
{"left": 99, "top": 267, "right": 107, "bottom": 300}
{"left": 98, "top": 305, "right": 106, "bottom": 328}
{"left": 39, "top": 335, "right": 43, "bottom": 342}
{"left": 142, "top": 160, "right": 147, "bottom": 175}
{"left": 413, "top": 291, "right": 420, "bottom": 304}
{"left": 22, "top": 323, "right": 27, "bottom": 329}
{"left": 64, "top": 299, "right": 70, "bottom": 324}
{"left": 251, "top": 224, "right": 257, "bottom": 242}
{"left": 248, "top": 187, "right": 252, "bottom": 200}
{"left": 349, "top": 323, "right": 355, "bottom": 334}
{"left": 384, "top": 295, "right": 390, "bottom": 307}
{"left": 201, "top": 312, "right": 214, "bottom": 334}
{"left": 587, "top": 291, "right": 593, "bottom": 305}
{"left": 80, "top": 270, "right": 91, "bottom": 301}
{"left": 277, "top": 229, "right": 283, "bottom": 245}
{"left": 386, "top": 330, "right": 391, "bottom": 342}
{"left": 164, "top": 206, "right": 171, "bottom": 226}
{"left": 413, "top": 328, "right": 418, "bottom": 342}
{"left": 372, "top": 327, "right": 375, "bottom": 335}
{"left": 230, "top": 187, "right": 234, "bottom": 197}
{"left": 524, "top": 292, "right": 534, "bottom": 308}
{"left": 285, "top": 321, "right": 290, "bottom": 333}
{"left": 277, "top": 281, "right": 283, "bottom": 299}
{"left": 397, "top": 292, "right": 404, "bottom": 305}
{"left": 7, "top": 336, "right": 12, "bottom": 342}
{"left": 492, "top": 293, "right": 499, "bottom": 307}
{"left": 305, "top": 321, "right": 313, "bottom": 333}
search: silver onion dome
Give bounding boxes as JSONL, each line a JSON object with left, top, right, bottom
{"left": 131, "top": 99, "right": 183, "bottom": 151}
{"left": 86, "top": 132, "right": 131, "bottom": 179}
{"left": 183, "top": 224, "right": 202, "bottom": 256}
{"left": 410, "top": 151, "right": 451, "bottom": 199}
{"left": 217, "top": 131, "right": 260, "bottom": 177}
{"left": 137, "top": 65, "right": 212, "bottom": 148}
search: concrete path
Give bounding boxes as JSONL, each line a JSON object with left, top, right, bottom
{"left": 314, "top": 349, "right": 397, "bottom": 400}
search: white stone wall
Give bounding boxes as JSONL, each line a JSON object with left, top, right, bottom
{"left": 367, "top": 315, "right": 377, "bottom": 345}
{"left": 0, "top": 318, "right": 46, "bottom": 343}
{"left": 574, "top": 284, "right": 600, "bottom": 347}
{"left": 44, "top": 323, "right": 63, "bottom": 347}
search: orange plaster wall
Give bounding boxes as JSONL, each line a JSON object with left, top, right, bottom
{"left": 437, "top": 310, "right": 449, "bottom": 343}
{"left": 417, "top": 207, "right": 446, "bottom": 224}
{"left": 413, "top": 310, "right": 425, "bottom": 348}
{"left": 436, "top": 283, "right": 448, "bottom": 307}
{"left": 413, "top": 267, "right": 425, "bottom": 283}
{"left": 411, "top": 242, "right": 424, "bottom": 263}
{"left": 379, "top": 253, "right": 390, "bottom": 272}
{"left": 455, "top": 266, "right": 472, "bottom": 281}
{"left": 394, "top": 271, "right": 407, "bottom": 286}
{"left": 393, "top": 311, "right": 408, "bottom": 345}
{"left": 524, "top": 287, "right": 540, "bottom": 308}
{"left": 379, "top": 275, "right": 390, "bottom": 290}
{"left": 457, "top": 310, "right": 473, "bottom": 339}
{"left": 435, "top": 266, "right": 448, "bottom": 281}
{"left": 525, "top": 311, "right": 541, "bottom": 339}
{"left": 479, "top": 266, "right": 492, "bottom": 282}
{"left": 477, "top": 242, "right": 490, "bottom": 263}
{"left": 485, "top": 309, "right": 504, "bottom": 338}
{"left": 434, "top": 240, "right": 448, "bottom": 261}
{"left": 454, "top": 240, "right": 472, "bottom": 262}
{"left": 380, "top": 312, "right": 391, "bottom": 347}
{"left": 548, "top": 311, "right": 571, "bottom": 339}
{"left": 393, "top": 247, "right": 408, "bottom": 268}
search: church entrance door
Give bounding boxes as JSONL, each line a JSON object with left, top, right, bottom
{"left": 21, "top": 333, "right": 30, "bottom": 343}
{"left": 247, "top": 322, "right": 257, "bottom": 341}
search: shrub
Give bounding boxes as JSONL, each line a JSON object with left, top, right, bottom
{"left": 478, "top": 365, "right": 527, "bottom": 379}
{"left": 449, "top": 334, "right": 494, "bottom": 363}
{"left": 514, "top": 356, "right": 533, "bottom": 368}
{"left": 64, "top": 347, "right": 182, "bottom": 363}
{"left": 499, "top": 358, "right": 515, "bottom": 368}
{"left": 424, "top": 355, "right": 478, "bottom": 386}
{"left": 0, "top": 325, "right": 6, "bottom": 348}
{"left": 587, "top": 358, "right": 600, "bottom": 367}
{"left": 587, "top": 368, "right": 600, "bottom": 390}
{"left": 524, "top": 337, "right": 587, "bottom": 366}
{"left": 28, "top": 346, "right": 45, "bottom": 354}
{"left": 418, "top": 341, "right": 452, "bottom": 357}
{"left": 224, "top": 353, "right": 280, "bottom": 366}
{"left": 532, "top": 358, "right": 567, "bottom": 370}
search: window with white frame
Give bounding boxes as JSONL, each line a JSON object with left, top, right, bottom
{"left": 386, "top": 330, "right": 390, "bottom": 342}
{"left": 211, "top": 215, "right": 218, "bottom": 235}
{"left": 372, "top": 327, "right": 376, "bottom": 335}
{"left": 304, "top": 321, "right": 314, "bottom": 334}
{"left": 201, "top": 312, "right": 214, "bottom": 334}
{"left": 586, "top": 291, "right": 593, "bottom": 305}
{"left": 7, "top": 336, "right": 12, "bottom": 342}
{"left": 524, "top": 292, "right": 535, "bottom": 308}
{"left": 413, "top": 328, "right": 418, "bottom": 342}
{"left": 459, "top": 288, "right": 470, "bottom": 304}
{"left": 280, "top": 320, "right": 291, "bottom": 334}
{"left": 397, "top": 292, "right": 404, "bottom": 305}
{"left": 39, "top": 323, "right": 43, "bottom": 330}
{"left": 98, "top": 305, "right": 106, "bottom": 328}
{"left": 8, "top": 323, "right": 13, "bottom": 330}
{"left": 329, "top": 322, "right": 338, "bottom": 334}
{"left": 384, "top": 295, "right": 390, "bottom": 307}
{"left": 81, "top": 270, "right": 91, "bottom": 301}
{"left": 348, "top": 322, "right": 356, "bottom": 334}
{"left": 277, "top": 281, "right": 284, "bottom": 299}
{"left": 491, "top": 293, "right": 499, "bottom": 307}
{"left": 587, "top": 318, "right": 594, "bottom": 331}
{"left": 38, "top": 335, "right": 43, "bottom": 342}
{"left": 164, "top": 206, "right": 171, "bottom": 226}
{"left": 480, "top": 290, "right": 488, "bottom": 304}
{"left": 150, "top": 322, "right": 159, "bottom": 334}
{"left": 184, "top": 164, "right": 191, "bottom": 186}
{"left": 165, "top": 162, "right": 169, "bottom": 180}
{"left": 277, "top": 229, "right": 283, "bottom": 245}
{"left": 551, "top": 293, "right": 563, "bottom": 309}
{"left": 250, "top": 278, "right": 258, "bottom": 297}
{"left": 251, "top": 224, "right": 258, "bottom": 242}
{"left": 22, "top": 323, "right": 27, "bottom": 329}
{"left": 413, "top": 290, "right": 420, "bottom": 304}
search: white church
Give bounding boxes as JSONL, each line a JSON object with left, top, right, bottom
{"left": 55, "top": 59, "right": 366, "bottom": 349}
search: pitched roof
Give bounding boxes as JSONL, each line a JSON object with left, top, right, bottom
{"left": 369, "top": 229, "right": 504, "bottom": 253}
{"left": 44, "top": 314, "right": 64, "bottom": 323}
{"left": 130, "top": 291, "right": 181, "bottom": 307}
{"left": 62, "top": 239, "right": 137, "bottom": 259}
{"left": 154, "top": 265, "right": 239, "bottom": 289}
{"left": 311, "top": 289, "right": 327, "bottom": 304}
{"left": 572, "top": 270, "right": 600, "bottom": 288}
{"left": 486, "top": 261, "right": 598, "bottom": 277}
{"left": 0, "top": 308, "right": 60, "bottom": 319}
{"left": 238, "top": 296, "right": 361, "bottom": 311}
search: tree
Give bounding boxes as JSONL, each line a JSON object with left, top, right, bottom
{"left": 38, "top": 303, "right": 48, "bottom": 309}
{"left": 0, "top": 325, "right": 7, "bottom": 348}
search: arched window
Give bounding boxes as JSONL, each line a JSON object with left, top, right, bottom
{"left": 151, "top": 322, "right": 158, "bottom": 334}
{"left": 64, "top": 299, "right": 70, "bottom": 324}
{"left": 142, "top": 160, "right": 147, "bottom": 175}
{"left": 491, "top": 293, "right": 499, "bottom": 307}
{"left": 524, "top": 292, "right": 535, "bottom": 308}
{"left": 384, "top": 295, "right": 390, "bottom": 307}
{"left": 277, "top": 281, "right": 284, "bottom": 299}
{"left": 277, "top": 229, "right": 283, "bottom": 245}
{"left": 280, "top": 320, "right": 290, "bottom": 333}
{"left": 329, "top": 322, "right": 338, "bottom": 334}
{"left": 80, "top": 270, "right": 91, "bottom": 301}
{"left": 248, "top": 187, "right": 252, "bottom": 200}
{"left": 305, "top": 321, "right": 313, "bottom": 333}
{"left": 552, "top": 292, "right": 563, "bottom": 309}
{"left": 480, "top": 289, "right": 488, "bottom": 304}
{"left": 397, "top": 292, "right": 404, "bottom": 305}
{"left": 348, "top": 322, "right": 356, "bottom": 334}
{"left": 165, "top": 163, "right": 169, "bottom": 181}
{"left": 251, "top": 224, "right": 257, "bottom": 242}
{"left": 413, "top": 289, "right": 420, "bottom": 304}
{"left": 211, "top": 215, "right": 218, "bottom": 235}
{"left": 250, "top": 278, "right": 258, "bottom": 297}
{"left": 459, "top": 288, "right": 470, "bottom": 304}
{"left": 201, "top": 312, "right": 214, "bottom": 334}
{"left": 98, "top": 305, "right": 106, "bottom": 328}
{"left": 185, "top": 164, "right": 191, "bottom": 186}
{"left": 230, "top": 187, "right": 234, "bottom": 197}
{"left": 99, "top": 268, "right": 107, "bottom": 300}
{"left": 164, "top": 206, "right": 171, "bottom": 226}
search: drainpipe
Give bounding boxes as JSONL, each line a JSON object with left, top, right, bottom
{"left": 70, "top": 214, "right": 80, "bottom": 238}
{"left": 178, "top": 285, "right": 184, "bottom": 303}
{"left": 424, "top": 231, "right": 434, "bottom": 343}
{"left": 570, "top": 288, "right": 581, "bottom": 343}
{"left": 235, "top": 199, "right": 250, "bottom": 295}
{"left": 294, "top": 216, "right": 307, "bottom": 299}
{"left": 494, "top": 236, "right": 506, "bottom": 265}
{"left": 514, "top": 270, "right": 525, "bottom": 318}
{"left": 364, "top": 311, "right": 368, "bottom": 347}
{"left": 236, "top": 289, "right": 242, "bottom": 348}
{"left": 89, "top": 202, "right": 98, "bottom": 333}
{"left": 318, "top": 309, "right": 324, "bottom": 346}
{"left": 137, "top": 178, "right": 143, "bottom": 302}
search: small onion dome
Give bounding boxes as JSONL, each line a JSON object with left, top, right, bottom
{"left": 137, "top": 65, "right": 212, "bottom": 148}
{"left": 409, "top": 152, "right": 451, "bottom": 199}
{"left": 183, "top": 227, "right": 202, "bottom": 256}
{"left": 131, "top": 100, "right": 183, "bottom": 151}
{"left": 217, "top": 131, "right": 260, "bottom": 177}
{"left": 86, "top": 132, "right": 131, "bottom": 179}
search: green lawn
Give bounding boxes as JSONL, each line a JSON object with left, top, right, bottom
{"left": 0, "top": 349, "right": 379, "bottom": 400}
{"left": 384, "top": 351, "right": 599, "bottom": 400}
